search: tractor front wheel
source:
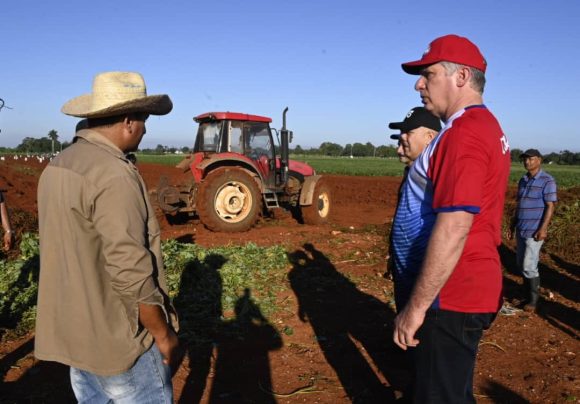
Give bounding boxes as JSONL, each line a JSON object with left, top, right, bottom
{"left": 301, "top": 180, "right": 331, "bottom": 225}
{"left": 197, "top": 167, "right": 261, "bottom": 232}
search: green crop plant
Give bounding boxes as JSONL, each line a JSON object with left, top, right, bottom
{"left": 1, "top": 237, "right": 289, "bottom": 343}
{"left": 162, "top": 240, "right": 289, "bottom": 344}
{"left": 0, "top": 233, "right": 40, "bottom": 339}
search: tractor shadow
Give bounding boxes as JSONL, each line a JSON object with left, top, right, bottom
{"left": 288, "top": 243, "right": 410, "bottom": 402}
{"left": 164, "top": 211, "right": 199, "bottom": 226}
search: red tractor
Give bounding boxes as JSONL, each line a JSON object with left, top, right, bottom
{"left": 157, "top": 108, "right": 331, "bottom": 232}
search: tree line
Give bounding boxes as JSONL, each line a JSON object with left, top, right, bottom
{"left": 4, "top": 131, "right": 580, "bottom": 165}
{"left": 509, "top": 148, "right": 580, "bottom": 165}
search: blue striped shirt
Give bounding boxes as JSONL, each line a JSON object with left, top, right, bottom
{"left": 516, "top": 169, "right": 557, "bottom": 238}
{"left": 390, "top": 109, "right": 450, "bottom": 310}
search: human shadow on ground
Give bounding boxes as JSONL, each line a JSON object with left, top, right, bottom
{"left": 500, "top": 244, "right": 578, "bottom": 303}
{"left": 175, "top": 255, "right": 281, "bottom": 403}
{"left": 549, "top": 253, "right": 579, "bottom": 279}
{"left": 174, "top": 253, "right": 226, "bottom": 403}
{"left": 208, "top": 288, "right": 282, "bottom": 403}
{"left": 288, "top": 243, "right": 409, "bottom": 402}
{"left": 0, "top": 336, "right": 34, "bottom": 376}
{"left": 499, "top": 243, "right": 526, "bottom": 302}
{"left": 499, "top": 243, "right": 579, "bottom": 336}
{"left": 0, "top": 334, "right": 74, "bottom": 403}
{"left": 479, "top": 379, "right": 528, "bottom": 403}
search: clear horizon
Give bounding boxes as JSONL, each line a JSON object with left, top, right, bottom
{"left": 1, "top": 0, "right": 578, "bottom": 155}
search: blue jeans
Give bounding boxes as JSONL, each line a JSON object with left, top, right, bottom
{"left": 411, "top": 309, "right": 495, "bottom": 404}
{"left": 70, "top": 344, "right": 173, "bottom": 404}
{"left": 516, "top": 234, "right": 544, "bottom": 278}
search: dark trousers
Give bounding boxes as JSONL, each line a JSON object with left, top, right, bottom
{"left": 410, "top": 309, "right": 495, "bottom": 404}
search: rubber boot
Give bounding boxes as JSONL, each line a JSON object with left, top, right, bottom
{"left": 524, "top": 277, "right": 540, "bottom": 312}
{"left": 514, "top": 278, "right": 528, "bottom": 307}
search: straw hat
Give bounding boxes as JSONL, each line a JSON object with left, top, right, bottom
{"left": 61, "top": 71, "right": 173, "bottom": 118}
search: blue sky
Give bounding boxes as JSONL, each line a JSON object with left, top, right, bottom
{"left": 1, "top": 0, "right": 578, "bottom": 153}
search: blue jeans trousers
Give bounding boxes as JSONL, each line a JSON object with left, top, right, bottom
{"left": 516, "top": 234, "right": 544, "bottom": 278}
{"left": 70, "top": 344, "right": 173, "bottom": 404}
{"left": 410, "top": 309, "right": 495, "bottom": 404}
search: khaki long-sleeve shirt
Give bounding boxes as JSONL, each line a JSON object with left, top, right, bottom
{"left": 35, "top": 129, "right": 177, "bottom": 376}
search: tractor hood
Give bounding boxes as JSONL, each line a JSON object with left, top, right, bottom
{"left": 286, "top": 159, "right": 316, "bottom": 177}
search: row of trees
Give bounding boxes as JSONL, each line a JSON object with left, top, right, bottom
{"left": 8, "top": 132, "right": 187, "bottom": 155}
{"left": 12, "top": 130, "right": 69, "bottom": 154}
{"left": 509, "top": 148, "right": 580, "bottom": 165}
{"left": 295, "top": 144, "right": 580, "bottom": 163}
{"left": 7, "top": 132, "right": 580, "bottom": 165}
{"left": 293, "top": 142, "right": 399, "bottom": 158}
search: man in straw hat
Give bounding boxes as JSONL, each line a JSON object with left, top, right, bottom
{"left": 391, "top": 35, "right": 511, "bottom": 402}
{"left": 35, "top": 72, "right": 181, "bottom": 402}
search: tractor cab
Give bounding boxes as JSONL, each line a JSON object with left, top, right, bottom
{"left": 193, "top": 112, "right": 281, "bottom": 189}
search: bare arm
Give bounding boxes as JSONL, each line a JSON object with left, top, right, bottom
{"left": 139, "top": 303, "right": 182, "bottom": 371}
{"left": 0, "top": 202, "right": 13, "bottom": 250}
{"left": 534, "top": 201, "right": 555, "bottom": 241}
{"left": 393, "top": 210, "right": 473, "bottom": 350}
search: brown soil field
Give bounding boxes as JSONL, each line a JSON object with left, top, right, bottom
{"left": 0, "top": 158, "right": 578, "bottom": 403}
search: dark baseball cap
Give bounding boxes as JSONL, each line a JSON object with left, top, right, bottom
{"left": 402, "top": 34, "right": 487, "bottom": 75}
{"left": 389, "top": 107, "right": 442, "bottom": 136}
{"left": 520, "top": 148, "right": 542, "bottom": 158}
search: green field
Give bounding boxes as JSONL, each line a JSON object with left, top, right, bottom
{"left": 136, "top": 154, "right": 580, "bottom": 188}
{"left": 508, "top": 164, "right": 580, "bottom": 189}
{"left": 136, "top": 153, "right": 186, "bottom": 166}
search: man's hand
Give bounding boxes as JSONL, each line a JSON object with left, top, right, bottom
{"left": 535, "top": 201, "right": 555, "bottom": 242}
{"left": 393, "top": 305, "right": 425, "bottom": 350}
{"left": 506, "top": 228, "right": 514, "bottom": 240}
{"left": 534, "top": 228, "right": 548, "bottom": 241}
{"left": 139, "top": 302, "right": 183, "bottom": 374}
{"left": 155, "top": 328, "right": 183, "bottom": 372}
{"left": 3, "top": 231, "right": 12, "bottom": 251}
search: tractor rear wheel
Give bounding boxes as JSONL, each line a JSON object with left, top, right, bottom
{"left": 301, "top": 179, "right": 331, "bottom": 225}
{"left": 197, "top": 167, "right": 261, "bottom": 232}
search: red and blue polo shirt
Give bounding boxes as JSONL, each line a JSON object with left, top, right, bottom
{"left": 391, "top": 105, "right": 511, "bottom": 313}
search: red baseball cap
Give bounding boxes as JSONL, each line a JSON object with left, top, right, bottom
{"left": 402, "top": 34, "right": 487, "bottom": 75}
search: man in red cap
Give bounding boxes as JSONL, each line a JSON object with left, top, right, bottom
{"left": 391, "top": 35, "right": 511, "bottom": 402}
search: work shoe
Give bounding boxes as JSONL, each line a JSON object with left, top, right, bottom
{"left": 500, "top": 302, "right": 521, "bottom": 316}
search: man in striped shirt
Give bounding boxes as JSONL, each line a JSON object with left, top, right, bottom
{"left": 509, "top": 148, "right": 557, "bottom": 312}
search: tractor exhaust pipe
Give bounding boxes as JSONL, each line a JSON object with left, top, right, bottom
{"left": 282, "top": 107, "right": 288, "bottom": 130}
{"left": 280, "top": 107, "right": 290, "bottom": 184}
